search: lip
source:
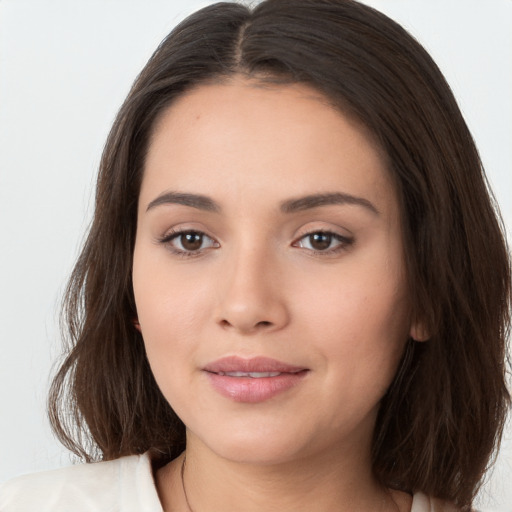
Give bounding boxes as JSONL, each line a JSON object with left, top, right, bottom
{"left": 203, "top": 356, "right": 309, "bottom": 403}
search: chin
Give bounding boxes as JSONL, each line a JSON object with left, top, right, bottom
{"left": 187, "top": 423, "right": 316, "bottom": 466}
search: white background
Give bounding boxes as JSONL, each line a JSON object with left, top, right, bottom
{"left": 0, "top": 1, "right": 511, "bottom": 510}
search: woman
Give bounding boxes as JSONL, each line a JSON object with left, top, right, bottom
{"left": 1, "top": 0, "right": 510, "bottom": 511}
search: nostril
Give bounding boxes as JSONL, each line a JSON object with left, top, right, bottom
{"left": 218, "top": 318, "right": 273, "bottom": 331}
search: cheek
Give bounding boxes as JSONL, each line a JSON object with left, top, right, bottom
{"left": 296, "top": 258, "right": 410, "bottom": 381}
{"left": 301, "top": 261, "right": 409, "bottom": 338}
{"left": 132, "top": 248, "right": 212, "bottom": 380}
{"left": 300, "top": 274, "right": 409, "bottom": 426}
{"left": 133, "top": 275, "right": 204, "bottom": 409}
{"left": 134, "top": 243, "right": 207, "bottom": 329}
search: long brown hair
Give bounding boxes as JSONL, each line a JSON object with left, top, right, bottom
{"left": 48, "top": 1, "right": 511, "bottom": 509}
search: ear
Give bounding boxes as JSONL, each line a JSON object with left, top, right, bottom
{"left": 409, "top": 321, "right": 429, "bottom": 342}
{"left": 132, "top": 318, "right": 142, "bottom": 333}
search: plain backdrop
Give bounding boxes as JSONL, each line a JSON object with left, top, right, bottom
{"left": 0, "top": 1, "right": 511, "bottom": 510}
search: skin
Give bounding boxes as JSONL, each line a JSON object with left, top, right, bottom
{"left": 133, "top": 79, "right": 418, "bottom": 511}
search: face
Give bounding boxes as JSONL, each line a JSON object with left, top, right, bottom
{"left": 133, "top": 80, "right": 416, "bottom": 465}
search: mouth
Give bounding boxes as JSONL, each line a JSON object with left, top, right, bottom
{"left": 203, "top": 356, "right": 309, "bottom": 403}
{"left": 204, "top": 355, "right": 307, "bottom": 374}
{"left": 214, "top": 371, "right": 291, "bottom": 378}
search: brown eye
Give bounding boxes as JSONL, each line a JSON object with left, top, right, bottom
{"left": 294, "top": 231, "right": 353, "bottom": 253}
{"left": 308, "top": 232, "right": 332, "bottom": 251}
{"left": 180, "top": 232, "right": 203, "bottom": 251}
{"left": 163, "top": 230, "right": 218, "bottom": 254}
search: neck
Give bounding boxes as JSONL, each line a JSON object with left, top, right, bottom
{"left": 156, "top": 434, "right": 406, "bottom": 512}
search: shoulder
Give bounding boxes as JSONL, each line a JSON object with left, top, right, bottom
{"left": 0, "top": 452, "right": 163, "bottom": 512}
{"left": 412, "top": 492, "right": 462, "bottom": 512}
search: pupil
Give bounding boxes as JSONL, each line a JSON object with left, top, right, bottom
{"left": 182, "top": 232, "right": 202, "bottom": 251}
{"left": 310, "top": 233, "right": 331, "bottom": 250}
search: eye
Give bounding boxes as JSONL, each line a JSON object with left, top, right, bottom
{"left": 160, "top": 230, "right": 219, "bottom": 255}
{"left": 294, "top": 231, "right": 353, "bottom": 253}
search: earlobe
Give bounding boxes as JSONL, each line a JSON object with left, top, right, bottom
{"left": 132, "top": 318, "right": 142, "bottom": 333}
{"left": 409, "top": 322, "right": 429, "bottom": 342}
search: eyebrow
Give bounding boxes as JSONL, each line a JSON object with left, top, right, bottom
{"left": 280, "top": 192, "right": 379, "bottom": 215}
{"left": 146, "top": 191, "right": 379, "bottom": 216}
{"left": 146, "top": 191, "right": 220, "bottom": 212}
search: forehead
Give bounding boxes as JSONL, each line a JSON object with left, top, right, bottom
{"left": 141, "top": 79, "right": 396, "bottom": 217}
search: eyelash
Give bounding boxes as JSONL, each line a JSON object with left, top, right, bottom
{"left": 158, "top": 229, "right": 354, "bottom": 257}
{"left": 158, "top": 229, "right": 219, "bottom": 258}
{"left": 292, "top": 230, "right": 354, "bottom": 255}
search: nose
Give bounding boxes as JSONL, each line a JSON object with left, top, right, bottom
{"left": 214, "top": 245, "right": 290, "bottom": 335}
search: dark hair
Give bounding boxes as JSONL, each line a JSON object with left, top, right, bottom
{"left": 48, "top": 0, "right": 511, "bottom": 509}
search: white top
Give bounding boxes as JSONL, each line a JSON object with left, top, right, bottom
{"left": 0, "top": 452, "right": 453, "bottom": 511}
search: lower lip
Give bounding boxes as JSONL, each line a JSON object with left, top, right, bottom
{"left": 205, "top": 371, "right": 308, "bottom": 403}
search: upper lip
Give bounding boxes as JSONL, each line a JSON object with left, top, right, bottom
{"left": 203, "top": 356, "right": 307, "bottom": 374}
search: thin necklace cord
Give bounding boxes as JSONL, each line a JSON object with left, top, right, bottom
{"left": 181, "top": 455, "right": 194, "bottom": 512}
{"left": 179, "top": 453, "right": 401, "bottom": 512}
